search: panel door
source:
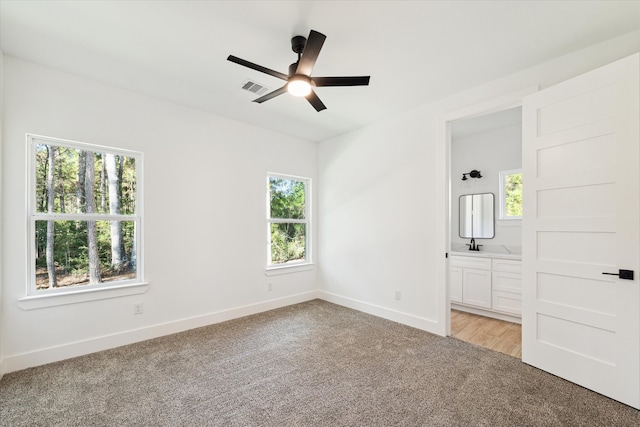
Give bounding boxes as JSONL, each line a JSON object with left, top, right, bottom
{"left": 522, "top": 54, "right": 639, "bottom": 408}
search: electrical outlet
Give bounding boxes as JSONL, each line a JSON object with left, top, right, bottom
{"left": 394, "top": 290, "right": 401, "bottom": 301}
{"left": 267, "top": 282, "right": 273, "bottom": 292}
{"left": 134, "top": 302, "right": 143, "bottom": 315}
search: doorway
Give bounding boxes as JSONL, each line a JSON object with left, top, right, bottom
{"left": 446, "top": 104, "right": 524, "bottom": 356}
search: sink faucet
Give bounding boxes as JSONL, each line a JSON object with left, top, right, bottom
{"left": 467, "top": 238, "right": 482, "bottom": 251}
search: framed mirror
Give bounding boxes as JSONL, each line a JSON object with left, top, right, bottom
{"left": 459, "top": 193, "right": 495, "bottom": 238}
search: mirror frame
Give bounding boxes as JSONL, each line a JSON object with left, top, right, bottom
{"left": 459, "top": 193, "right": 495, "bottom": 239}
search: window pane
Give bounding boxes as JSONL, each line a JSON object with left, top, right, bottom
{"left": 35, "top": 220, "right": 137, "bottom": 290}
{"left": 35, "top": 144, "right": 137, "bottom": 215}
{"left": 505, "top": 173, "right": 523, "bottom": 217}
{"left": 270, "top": 223, "right": 306, "bottom": 264}
{"left": 269, "top": 177, "right": 305, "bottom": 219}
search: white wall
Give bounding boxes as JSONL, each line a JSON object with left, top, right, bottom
{"left": 317, "top": 30, "right": 640, "bottom": 336}
{"left": 450, "top": 122, "right": 522, "bottom": 250}
{"left": 1, "top": 56, "right": 318, "bottom": 373}
{"left": 317, "top": 111, "right": 441, "bottom": 330}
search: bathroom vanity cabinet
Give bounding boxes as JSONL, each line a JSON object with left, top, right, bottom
{"left": 450, "top": 253, "right": 521, "bottom": 322}
{"left": 450, "top": 256, "right": 492, "bottom": 308}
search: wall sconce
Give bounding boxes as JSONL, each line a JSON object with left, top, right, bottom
{"left": 462, "top": 170, "right": 482, "bottom": 181}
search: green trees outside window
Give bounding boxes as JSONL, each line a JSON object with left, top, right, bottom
{"left": 505, "top": 173, "right": 523, "bottom": 217}
{"left": 499, "top": 169, "right": 523, "bottom": 219}
{"left": 268, "top": 176, "right": 309, "bottom": 265}
{"left": 30, "top": 136, "right": 140, "bottom": 292}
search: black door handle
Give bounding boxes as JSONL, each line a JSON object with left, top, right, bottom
{"left": 602, "top": 269, "right": 634, "bottom": 280}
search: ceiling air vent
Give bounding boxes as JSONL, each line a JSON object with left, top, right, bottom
{"left": 241, "top": 79, "right": 270, "bottom": 96}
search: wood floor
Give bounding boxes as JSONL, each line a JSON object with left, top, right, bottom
{"left": 450, "top": 310, "right": 522, "bottom": 358}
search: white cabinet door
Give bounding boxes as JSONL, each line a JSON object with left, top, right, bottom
{"left": 522, "top": 54, "right": 640, "bottom": 408}
{"left": 462, "top": 268, "right": 491, "bottom": 308}
{"left": 450, "top": 266, "right": 463, "bottom": 303}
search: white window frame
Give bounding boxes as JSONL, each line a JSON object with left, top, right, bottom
{"left": 498, "top": 168, "right": 522, "bottom": 220}
{"left": 23, "top": 134, "right": 146, "bottom": 305}
{"left": 266, "top": 172, "right": 312, "bottom": 271}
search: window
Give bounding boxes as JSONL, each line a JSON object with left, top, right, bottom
{"left": 267, "top": 174, "right": 310, "bottom": 268}
{"left": 28, "top": 134, "right": 143, "bottom": 295}
{"left": 499, "top": 169, "right": 522, "bottom": 220}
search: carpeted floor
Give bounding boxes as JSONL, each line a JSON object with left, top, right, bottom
{"left": 1, "top": 299, "right": 639, "bottom": 426}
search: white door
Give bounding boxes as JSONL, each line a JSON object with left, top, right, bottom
{"left": 522, "top": 53, "right": 639, "bottom": 408}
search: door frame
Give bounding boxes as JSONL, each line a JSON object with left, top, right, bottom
{"left": 435, "top": 86, "right": 537, "bottom": 337}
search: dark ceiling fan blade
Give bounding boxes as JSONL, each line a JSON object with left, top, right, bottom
{"left": 313, "top": 76, "right": 371, "bottom": 87}
{"left": 253, "top": 85, "right": 289, "bottom": 103}
{"left": 295, "top": 30, "right": 326, "bottom": 76}
{"left": 227, "top": 55, "right": 288, "bottom": 81}
{"left": 306, "top": 90, "right": 327, "bottom": 112}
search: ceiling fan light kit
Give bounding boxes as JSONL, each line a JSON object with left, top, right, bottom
{"left": 287, "top": 75, "right": 312, "bottom": 97}
{"left": 227, "top": 29, "right": 370, "bottom": 111}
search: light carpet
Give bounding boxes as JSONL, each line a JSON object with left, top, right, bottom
{"left": 1, "top": 300, "right": 639, "bottom": 426}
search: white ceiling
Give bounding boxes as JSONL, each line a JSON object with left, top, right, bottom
{"left": 1, "top": 1, "right": 639, "bottom": 142}
{"left": 451, "top": 107, "right": 522, "bottom": 141}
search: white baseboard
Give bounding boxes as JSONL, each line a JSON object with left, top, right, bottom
{"left": 2, "top": 290, "right": 442, "bottom": 375}
{"left": 1, "top": 291, "right": 318, "bottom": 375}
{"left": 318, "top": 291, "right": 442, "bottom": 336}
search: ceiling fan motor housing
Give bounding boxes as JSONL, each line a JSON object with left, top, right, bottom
{"left": 291, "top": 35, "right": 307, "bottom": 54}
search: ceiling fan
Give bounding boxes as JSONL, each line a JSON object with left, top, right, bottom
{"left": 227, "top": 29, "right": 370, "bottom": 112}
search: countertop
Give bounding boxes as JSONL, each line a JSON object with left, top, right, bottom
{"left": 450, "top": 244, "right": 522, "bottom": 260}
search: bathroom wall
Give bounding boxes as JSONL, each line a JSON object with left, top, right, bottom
{"left": 450, "top": 109, "right": 522, "bottom": 252}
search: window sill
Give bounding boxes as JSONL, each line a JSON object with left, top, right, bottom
{"left": 265, "top": 263, "right": 314, "bottom": 276}
{"left": 18, "top": 282, "right": 149, "bottom": 310}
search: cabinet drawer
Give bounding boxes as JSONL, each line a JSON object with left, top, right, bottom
{"left": 450, "top": 255, "right": 491, "bottom": 270}
{"left": 492, "top": 271, "right": 522, "bottom": 293}
{"left": 492, "top": 258, "right": 522, "bottom": 273}
{"left": 492, "top": 290, "right": 522, "bottom": 316}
